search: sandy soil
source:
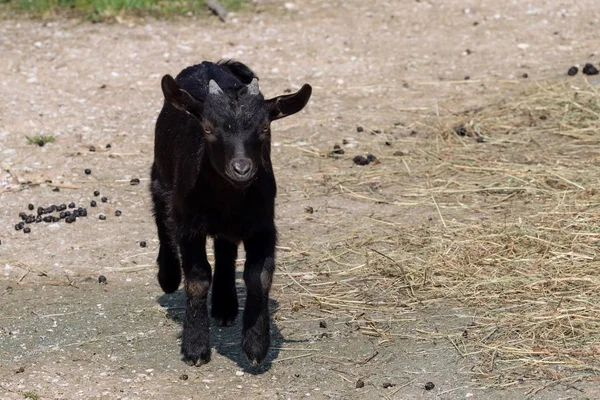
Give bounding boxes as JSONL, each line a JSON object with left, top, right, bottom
{"left": 2, "top": 0, "right": 600, "bottom": 398}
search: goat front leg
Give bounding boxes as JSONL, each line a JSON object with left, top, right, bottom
{"left": 180, "top": 234, "right": 213, "bottom": 366}
{"left": 242, "top": 228, "right": 276, "bottom": 365}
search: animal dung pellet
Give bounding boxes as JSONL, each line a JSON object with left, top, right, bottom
{"left": 353, "top": 155, "right": 369, "bottom": 165}
{"left": 583, "top": 63, "right": 599, "bottom": 75}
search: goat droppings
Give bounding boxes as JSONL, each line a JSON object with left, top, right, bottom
{"left": 98, "top": 275, "right": 107, "bottom": 284}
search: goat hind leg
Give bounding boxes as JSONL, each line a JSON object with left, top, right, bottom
{"left": 211, "top": 238, "right": 239, "bottom": 326}
{"left": 151, "top": 179, "right": 181, "bottom": 293}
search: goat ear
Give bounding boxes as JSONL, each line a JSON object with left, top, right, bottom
{"left": 265, "top": 84, "right": 312, "bottom": 121}
{"left": 161, "top": 75, "right": 202, "bottom": 118}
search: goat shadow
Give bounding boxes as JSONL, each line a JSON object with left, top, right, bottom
{"left": 157, "top": 271, "right": 288, "bottom": 374}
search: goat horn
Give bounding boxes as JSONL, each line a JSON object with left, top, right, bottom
{"left": 247, "top": 78, "right": 260, "bottom": 96}
{"left": 208, "top": 80, "right": 224, "bottom": 95}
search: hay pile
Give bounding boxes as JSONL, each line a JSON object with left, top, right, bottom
{"left": 276, "top": 78, "right": 600, "bottom": 385}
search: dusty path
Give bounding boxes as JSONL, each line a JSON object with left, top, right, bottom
{"left": 2, "top": 1, "right": 600, "bottom": 399}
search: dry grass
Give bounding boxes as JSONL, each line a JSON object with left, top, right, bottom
{"left": 275, "top": 78, "right": 600, "bottom": 385}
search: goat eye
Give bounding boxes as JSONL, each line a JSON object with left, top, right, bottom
{"left": 203, "top": 126, "right": 212, "bottom": 135}
{"left": 262, "top": 125, "right": 270, "bottom": 133}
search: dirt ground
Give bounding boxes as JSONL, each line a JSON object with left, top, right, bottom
{"left": 2, "top": 0, "right": 600, "bottom": 399}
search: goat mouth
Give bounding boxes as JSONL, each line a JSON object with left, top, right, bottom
{"left": 225, "top": 171, "right": 257, "bottom": 187}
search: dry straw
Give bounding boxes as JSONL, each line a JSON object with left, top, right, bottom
{"left": 275, "top": 78, "right": 600, "bottom": 385}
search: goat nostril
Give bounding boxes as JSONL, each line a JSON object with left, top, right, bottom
{"left": 232, "top": 159, "right": 251, "bottom": 176}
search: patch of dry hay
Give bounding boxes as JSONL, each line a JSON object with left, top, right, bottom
{"left": 276, "top": 78, "right": 600, "bottom": 385}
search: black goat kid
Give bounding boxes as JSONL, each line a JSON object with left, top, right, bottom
{"left": 151, "top": 61, "right": 311, "bottom": 366}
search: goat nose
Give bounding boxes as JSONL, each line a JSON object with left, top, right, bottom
{"left": 232, "top": 159, "right": 251, "bottom": 176}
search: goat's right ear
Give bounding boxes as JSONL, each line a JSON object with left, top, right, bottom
{"left": 161, "top": 75, "right": 202, "bottom": 118}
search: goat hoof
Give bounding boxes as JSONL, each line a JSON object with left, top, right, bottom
{"left": 211, "top": 298, "right": 238, "bottom": 326}
{"left": 242, "top": 332, "right": 269, "bottom": 366}
{"left": 181, "top": 347, "right": 211, "bottom": 366}
{"left": 214, "top": 318, "right": 235, "bottom": 327}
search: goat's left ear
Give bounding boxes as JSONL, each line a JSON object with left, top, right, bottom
{"left": 265, "top": 84, "right": 312, "bottom": 121}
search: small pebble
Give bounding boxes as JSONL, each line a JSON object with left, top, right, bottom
{"left": 68, "top": 202, "right": 76, "bottom": 208}
{"left": 99, "top": 214, "right": 106, "bottom": 220}
{"left": 130, "top": 178, "right": 141, "bottom": 185}
{"left": 101, "top": 196, "right": 108, "bottom": 203}
{"left": 568, "top": 66, "right": 578, "bottom": 76}
{"left": 94, "top": 190, "right": 100, "bottom": 196}
{"left": 98, "top": 275, "right": 107, "bottom": 284}
{"left": 23, "top": 227, "right": 31, "bottom": 234}
{"left": 140, "top": 241, "right": 147, "bottom": 248}
{"left": 90, "top": 200, "right": 97, "bottom": 207}
{"left": 424, "top": 382, "right": 435, "bottom": 391}
{"left": 583, "top": 63, "right": 599, "bottom": 75}
{"left": 356, "top": 379, "right": 365, "bottom": 389}
{"left": 28, "top": 204, "right": 34, "bottom": 211}
{"left": 235, "top": 371, "right": 244, "bottom": 376}
{"left": 115, "top": 210, "right": 122, "bottom": 217}
{"left": 85, "top": 169, "right": 92, "bottom": 175}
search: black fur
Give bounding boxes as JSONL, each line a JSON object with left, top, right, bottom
{"left": 151, "top": 60, "right": 311, "bottom": 366}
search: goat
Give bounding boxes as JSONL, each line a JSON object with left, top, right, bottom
{"left": 151, "top": 60, "right": 311, "bottom": 366}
